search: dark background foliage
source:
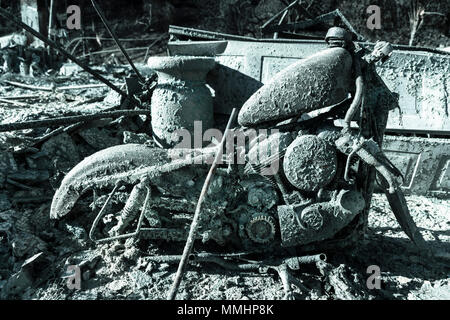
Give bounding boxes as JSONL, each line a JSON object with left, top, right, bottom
{"left": 1, "top": 0, "right": 449, "bottom": 47}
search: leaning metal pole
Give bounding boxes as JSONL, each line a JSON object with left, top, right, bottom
{"left": 90, "top": 0, "right": 146, "bottom": 83}
{"left": 0, "top": 7, "right": 128, "bottom": 98}
{"left": 47, "top": 0, "right": 55, "bottom": 57}
{"left": 167, "top": 108, "right": 238, "bottom": 300}
{"left": 48, "top": 0, "right": 54, "bottom": 40}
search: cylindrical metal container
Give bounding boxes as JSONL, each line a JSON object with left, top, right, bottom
{"left": 238, "top": 47, "right": 354, "bottom": 127}
{"left": 147, "top": 56, "right": 215, "bottom": 147}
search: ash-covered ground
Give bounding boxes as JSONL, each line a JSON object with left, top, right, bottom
{"left": 0, "top": 0, "right": 449, "bottom": 301}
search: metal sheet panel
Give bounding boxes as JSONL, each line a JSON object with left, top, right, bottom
{"left": 378, "top": 52, "right": 450, "bottom": 134}
{"left": 382, "top": 135, "right": 450, "bottom": 196}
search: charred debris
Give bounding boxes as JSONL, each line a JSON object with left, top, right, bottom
{"left": 0, "top": 0, "right": 449, "bottom": 301}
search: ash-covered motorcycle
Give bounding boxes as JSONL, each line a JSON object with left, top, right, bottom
{"left": 50, "top": 27, "right": 428, "bottom": 298}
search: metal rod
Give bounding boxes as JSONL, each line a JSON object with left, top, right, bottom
{"left": 261, "top": 0, "right": 299, "bottom": 29}
{"left": 3, "top": 80, "right": 53, "bottom": 91}
{"left": 31, "top": 122, "right": 83, "bottom": 146}
{"left": 0, "top": 98, "right": 29, "bottom": 107}
{"left": 57, "top": 83, "right": 123, "bottom": 90}
{"left": 263, "top": 9, "right": 366, "bottom": 41}
{"left": 143, "top": 35, "right": 165, "bottom": 63}
{"left": 77, "top": 47, "right": 149, "bottom": 59}
{"left": 90, "top": 0, "right": 145, "bottom": 83}
{"left": 48, "top": 0, "right": 54, "bottom": 41}
{"left": 46, "top": 0, "right": 54, "bottom": 58}
{"left": 0, "top": 7, "right": 128, "bottom": 98}
{"left": 91, "top": 185, "right": 151, "bottom": 243}
{"left": 168, "top": 108, "right": 238, "bottom": 300}
{"left": 89, "top": 183, "right": 120, "bottom": 241}
{"left": 0, "top": 94, "right": 40, "bottom": 100}
{"left": 3, "top": 80, "right": 124, "bottom": 91}
{"left": 0, "top": 110, "right": 151, "bottom": 132}
{"left": 169, "top": 25, "right": 257, "bottom": 41}
{"left": 334, "top": 9, "right": 366, "bottom": 41}
{"left": 65, "top": 36, "right": 160, "bottom": 51}
{"left": 273, "top": 8, "right": 289, "bottom": 39}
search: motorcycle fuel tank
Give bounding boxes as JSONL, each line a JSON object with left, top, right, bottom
{"left": 237, "top": 47, "right": 354, "bottom": 127}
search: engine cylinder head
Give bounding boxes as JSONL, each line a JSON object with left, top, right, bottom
{"left": 283, "top": 135, "right": 337, "bottom": 191}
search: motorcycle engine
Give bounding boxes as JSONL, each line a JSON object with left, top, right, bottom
{"left": 276, "top": 129, "right": 366, "bottom": 247}
{"left": 233, "top": 181, "right": 280, "bottom": 246}
{"left": 277, "top": 189, "right": 366, "bottom": 247}
{"left": 218, "top": 127, "right": 365, "bottom": 248}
